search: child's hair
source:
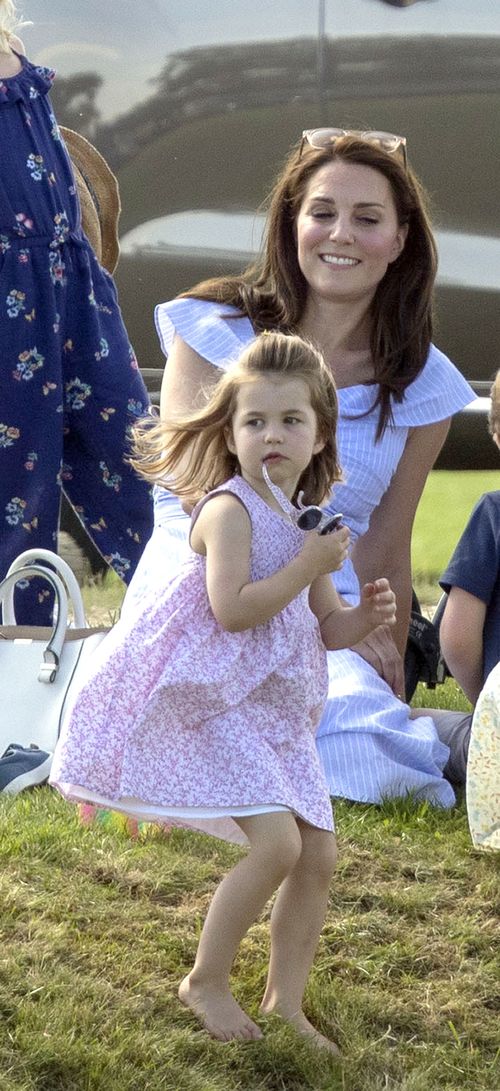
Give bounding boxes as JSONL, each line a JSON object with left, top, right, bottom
{"left": 0, "top": 1, "right": 27, "bottom": 52}
{"left": 131, "top": 331, "right": 342, "bottom": 506}
{"left": 488, "top": 370, "right": 500, "bottom": 438}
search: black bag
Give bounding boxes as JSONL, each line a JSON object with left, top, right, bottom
{"left": 404, "top": 591, "right": 448, "bottom": 702}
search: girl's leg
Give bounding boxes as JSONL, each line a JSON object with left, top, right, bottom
{"left": 260, "top": 821, "right": 339, "bottom": 1053}
{"left": 179, "top": 811, "right": 302, "bottom": 1042}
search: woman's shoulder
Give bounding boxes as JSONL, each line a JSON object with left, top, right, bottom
{"left": 155, "top": 296, "right": 255, "bottom": 369}
{"left": 391, "top": 344, "right": 476, "bottom": 426}
{"left": 0, "top": 48, "right": 55, "bottom": 103}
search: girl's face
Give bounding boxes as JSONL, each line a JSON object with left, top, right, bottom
{"left": 295, "top": 160, "right": 408, "bottom": 306}
{"left": 226, "top": 375, "right": 324, "bottom": 499}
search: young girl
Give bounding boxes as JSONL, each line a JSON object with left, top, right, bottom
{"left": 0, "top": 1, "right": 152, "bottom": 623}
{"left": 50, "top": 332, "right": 396, "bottom": 1051}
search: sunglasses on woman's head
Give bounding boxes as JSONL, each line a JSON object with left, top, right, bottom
{"left": 299, "top": 128, "right": 408, "bottom": 170}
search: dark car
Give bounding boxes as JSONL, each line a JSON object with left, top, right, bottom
{"left": 26, "top": 0, "right": 500, "bottom": 468}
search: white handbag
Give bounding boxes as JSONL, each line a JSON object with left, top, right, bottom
{"left": 0, "top": 549, "right": 109, "bottom": 757}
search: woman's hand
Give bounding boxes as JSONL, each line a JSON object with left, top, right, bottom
{"left": 352, "top": 622, "right": 405, "bottom": 699}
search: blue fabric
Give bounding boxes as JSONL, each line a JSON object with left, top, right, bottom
{"left": 0, "top": 54, "right": 153, "bottom": 622}
{"left": 440, "top": 491, "right": 500, "bottom": 684}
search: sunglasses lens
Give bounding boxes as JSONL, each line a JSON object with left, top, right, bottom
{"left": 305, "top": 128, "right": 345, "bottom": 149}
{"left": 318, "top": 513, "right": 344, "bottom": 536}
{"left": 365, "top": 131, "right": 405, "bottom": 153}
{"left": 297, "top": 507, "right": 323, "bottom": 530}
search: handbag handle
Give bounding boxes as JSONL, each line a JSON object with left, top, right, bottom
{"left": 3, "top": 548, "right": 86, "bottom": 627}
{"left": 0, "top": 566, "right": 68, "bottom": 683}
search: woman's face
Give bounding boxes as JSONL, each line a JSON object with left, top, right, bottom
{"left": 295, "top": 160, "right": 408, "bottom": 306}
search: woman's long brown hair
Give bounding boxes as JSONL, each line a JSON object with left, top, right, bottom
{"left": 181, "top": 134, "right": 437, "bottom": 437}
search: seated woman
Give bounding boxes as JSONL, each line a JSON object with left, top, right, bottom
{"left": 125, "top": 128, "right": 475, "bottom": 806}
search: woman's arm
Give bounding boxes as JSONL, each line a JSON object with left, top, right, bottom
{"left": 158, "top": 334, "right": 221, "bottom": 509}
{"left": 159, "top": 333, "right": 220, "bottom": 421}
{"left": 194, "top": 495, "right": 350, "bottom": 632}
{"left": 439, "top": 587, "right": 486, "bottom": 705}
{"left": 351, "top": 418, "right": 450, "bottom": 692}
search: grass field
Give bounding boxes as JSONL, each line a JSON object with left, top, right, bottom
{"left": 1, "top": 472, "right": 499, "bottom": 1090}
{"left": 411, "top": 471, "right": 499, "bottom": 601}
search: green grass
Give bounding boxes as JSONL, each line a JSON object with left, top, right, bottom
{"left": 412, "top": 471, "right": 498, "bottom": 599}
{"left": 1, "top": 771, "right": 498, "bottom": 1091}
{"left": 2, "top": 471, "right": 499, "bottom": 1089}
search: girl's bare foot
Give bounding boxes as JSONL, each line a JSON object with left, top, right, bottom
{"left": 179, "top": 974, "right": 262, "bottom": 1042}
{"left": 260, "top": 1002, "right": 340, "bottom": 1055}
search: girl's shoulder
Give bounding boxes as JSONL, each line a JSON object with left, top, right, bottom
{"left": 189, "top": 476, "right": 253, "bottom": 545}
{"left": 192, "top": 475, "right": 253, "bottom": 519}
{"left": 191, "top": 475, "right": 300, "bottom": 541}
{"left": 154, "top": 296, "right": 255, "bottom": 369}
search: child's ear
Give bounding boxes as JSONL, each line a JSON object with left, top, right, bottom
{"left": 225, "top": 425, "right": 236, "bottom": 454}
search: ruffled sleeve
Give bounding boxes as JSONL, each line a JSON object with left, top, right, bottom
{"left": 390, "top": 345, "right": 475, "bottom": 426}
{"left": 154, "top": 297, "right": 255, "bottom": 372}
{"left": 0, "top": 54, "right": 55, "bottom": 107}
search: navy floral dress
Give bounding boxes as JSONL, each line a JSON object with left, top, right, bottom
{"left": 0, "top": 53, "right": 153, "bottom": 622}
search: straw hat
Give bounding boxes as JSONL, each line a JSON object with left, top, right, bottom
{"left": 60, "top": 126, "right": 121, "bottom": 274}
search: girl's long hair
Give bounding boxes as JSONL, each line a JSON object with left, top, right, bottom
{"left": 131, "top": 332, "right": 342, "bottom": 507}
{"left": 180, "top": 134, "right": 437, "bottom": 437}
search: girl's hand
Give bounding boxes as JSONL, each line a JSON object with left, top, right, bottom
{"left": 300, "top": 524, "right": 350, "bottom": 579}
{"left": 359, "top": 578, "right": 397, "bottom": 628}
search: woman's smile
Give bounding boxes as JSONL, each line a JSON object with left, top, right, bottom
{"left": 296, "top": 160, "right": 407, "bottom": 303}
{"left": 320, "top": 254, "right": 360, "bottom": 268}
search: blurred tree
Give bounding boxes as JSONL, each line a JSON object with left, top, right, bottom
{"left": 50, "top": 73, "right": 102, "bottom": 139}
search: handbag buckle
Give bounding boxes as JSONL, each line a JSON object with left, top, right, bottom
{"left": 38, "top": 661, "right": 58, "bottom": 684}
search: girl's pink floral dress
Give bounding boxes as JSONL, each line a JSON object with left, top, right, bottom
{"left": 50, "top": 476, "right": 333, "bottom": 844}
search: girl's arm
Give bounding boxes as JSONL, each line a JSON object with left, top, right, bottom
{"left": 309, "top": 575, "right": 396, "bottom": 651}
{"left": 439, "top": 587, "right": 485, "bottom": 705}
{"left": 193, "top": 494, "right": 350, "bottom": 632}
{"left": 350, "top": 418, "right": 450, "bottom": 693}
